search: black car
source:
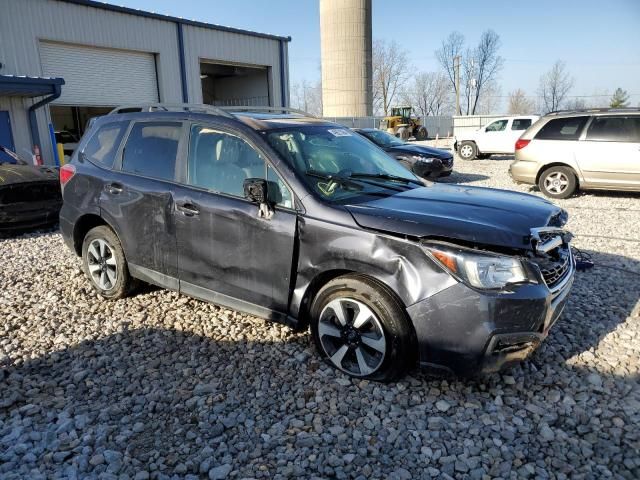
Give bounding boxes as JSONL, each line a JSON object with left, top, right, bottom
{"left": 0, "top": 146, "right": 61, "bottom": 233}
{"left": 59, "top": 105, "right": 575, "bottom": 381}
{"left": 354, "top": 128, "right": 453, "bottom": 178}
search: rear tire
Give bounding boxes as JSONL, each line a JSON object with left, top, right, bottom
{"left": 538, "top": 166, "right": 577, "bottom": 199}
{"left": 82, "top": 225, "right": 133, "bottom": 299}
{"left": 310, "top": 274, "right": 414, "bottom": 382}
{"left": 415, "top": 126, "right": 428, "bottom": 141}
{"left": 458, "top": 141, "right": 477, "bottom": 160}
{"left": 397, "top": 127, "right": 410, "bottom": 141}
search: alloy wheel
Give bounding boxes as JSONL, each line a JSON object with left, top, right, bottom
{"left": 87, "top": 238, "right": 118, "bottom": 291}
{"left": 460, "top": 145, "right": 473, "bottom": 159}
{"left": 544, "top": 172, "right": 569, "bottom": 194}
{"left": 318, "top": 298, "right": 386, "bottom": 376}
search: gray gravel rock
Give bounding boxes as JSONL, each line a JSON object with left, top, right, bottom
{"left": 0, "top": 158, "right": 639, "bottom": 478}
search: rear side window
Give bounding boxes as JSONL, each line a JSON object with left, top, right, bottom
{"left": 512, "top": 119, "right": 532, "bottom": 131}
{"left": 535, "top": 116, "right": 589, "bottom": 141}
{"left": 82, "top": 122, "right": 128, "bottom": 168}
{"left": 586, "top": 116, "right": 640, "bottom": 143}
{"left": 122, "top": 122, "right": 181, "bottom": 181}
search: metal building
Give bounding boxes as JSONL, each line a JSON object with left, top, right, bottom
{"left": 0, "top": 0, "right": 291, "bottom": 165}
{"left": 320, "top": 0, "right": 372, "bottom": 117}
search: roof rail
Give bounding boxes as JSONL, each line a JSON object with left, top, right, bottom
{"left": 108, "top": 103, "right": 234, "bottom": 117}
{"left": 219, "top": 106, "right": 315, "bottom": 117}
{"left": 547, "top": 107, "right": 640, "bottom": 115}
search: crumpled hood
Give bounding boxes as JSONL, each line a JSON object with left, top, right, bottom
{"left": 0, "top": 164, "right": 59, "bottom": 186}
{"left": 386, "top": 143, "right": 452, "bottom": 160}
{"left": 346, "top": 183, "right": 565, "bottom": 250}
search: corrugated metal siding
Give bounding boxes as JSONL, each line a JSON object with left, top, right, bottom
{"left": 40, "top": 42, "right": 158, "bottom": 106}
{"left": 0, "top": 0, "right": 289, "bottom": 163}
{"left": 182, "top": 25, "right": 283, "bottom": 105}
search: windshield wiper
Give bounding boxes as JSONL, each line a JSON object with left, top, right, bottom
{"left": 349, "top": 172, "right": 424, "bottom": 186}
{"left": 305, "top": 170, "right": 364, "bottom": 190}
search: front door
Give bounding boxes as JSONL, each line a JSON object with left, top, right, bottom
{"left": 575, "top": 115, "right": 640, "bottom": 188}
{"left": 0, "top": 111, "right": 16, "bottom": 163}
{"left": 479, "top": 118, "right": 508, "bottom": 153}
{"left": 174, "top": 122, "right": 297, "bottom": 316}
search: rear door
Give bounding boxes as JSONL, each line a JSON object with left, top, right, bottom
{"left": 173, "top": 121, "right": 297, "bottom": 317}
{"left": 100, "top": 120, "right": 185, "bottom": 287}
{"left": 576, "top": 115, "right": 640, "bottom": 188}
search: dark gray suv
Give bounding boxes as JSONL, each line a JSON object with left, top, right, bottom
{"left": 59, "top": 104, "right": 575, "bottom": 381}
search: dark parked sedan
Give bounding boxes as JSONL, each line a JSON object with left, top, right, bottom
{"left": 354, "top": 128, "right": 453, "bottom": 178}
{"left": 0, "top": 146, "right": 61, "bottom": 233}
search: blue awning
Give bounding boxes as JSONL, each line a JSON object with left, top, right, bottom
{"left": 0, "top": 75, "right": 65, "bottom": 97}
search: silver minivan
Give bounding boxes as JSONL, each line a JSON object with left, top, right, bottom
{"left": 509, "top": 109, "right": 640, "bottom": 198}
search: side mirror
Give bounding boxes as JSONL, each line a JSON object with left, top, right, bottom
{"left": 243, "top": 178, "right": 274, "bottom": 219}
{"left": 243, "top": 178, "right": 268, "bottom": 204}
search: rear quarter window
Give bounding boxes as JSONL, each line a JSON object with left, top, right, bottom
{"left": 82, "top": 122, "right": 128, "bottom": 168}
{"left": 535, "top": 116, "right": 589, "bottom": 141}
{"left": 586, "top": 116, "right": 640, "bottom": 143}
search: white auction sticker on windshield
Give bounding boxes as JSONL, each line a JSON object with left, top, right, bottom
{"left": 328, "top": 129, "right": 352, "bottom": 137}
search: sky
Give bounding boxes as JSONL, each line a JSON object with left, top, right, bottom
{"left": 108, "top": 0, "right": 640, "bottom": 108}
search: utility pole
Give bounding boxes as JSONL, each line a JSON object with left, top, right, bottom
{"left": 454, "top": 55, "right": 461, "bottom": 115}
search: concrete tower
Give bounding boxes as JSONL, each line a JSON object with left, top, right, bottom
{"left": 320, "top": 0, "right": 373, "bottom": 117}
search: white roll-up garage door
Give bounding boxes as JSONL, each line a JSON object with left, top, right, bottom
{"left": 40, "top": 42, "right": 158, "bottom": 106}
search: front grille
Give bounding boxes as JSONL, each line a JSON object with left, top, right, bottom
{"left": 539, "top": 253, "right": 570, "bottom": 288}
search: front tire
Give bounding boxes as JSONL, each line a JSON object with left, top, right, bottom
{"left": 310, "top": 274, "right": 414, "bottom": 382}
{"left": 82, "top": 225, "right": 133, "bottom": 299}
{"left": 538, "top": 166, "right": 577, "bottom": 199}
{"left": 458, "top": 141, "right": 477, "bottom": 160}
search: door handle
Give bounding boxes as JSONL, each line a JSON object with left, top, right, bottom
{"left": 105, "top": 182, "right": 123, "bottom": 194}
{"left": 176, "top": 202, "right": 200, "bottom": 217}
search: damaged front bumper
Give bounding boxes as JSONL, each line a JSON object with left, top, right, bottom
{"left": 406, "top": 255, "right": 575, "bottom": 376}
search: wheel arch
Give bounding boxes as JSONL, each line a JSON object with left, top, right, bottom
{"left": 535, "top": 162, "right": 581, "bottom": 186}
{"left": 72, "top": 214, "right": 118, "bottom": 256}
{"left": 297, "top": 270, "right": 419, "bottom": 363}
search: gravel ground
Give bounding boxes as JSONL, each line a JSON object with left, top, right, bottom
{"left": 1, "top": 156, "right": 639, "bottom": 479}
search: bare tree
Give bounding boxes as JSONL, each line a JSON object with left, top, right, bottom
{"left": 435, "top": 30, "right": 503, "bottom": 115}
{"left": 564, "top": 97, "right": 587, "bottom": 110}
{"left": 507, "top": 88, "right": 535, "bottom": 114}
{"left": 400, "top": 71, "right": 452, "bottom": 117}
{"left": 435, "top": 32, "right": 464, "bottom": 113}
{"left": 475, "top": 81, "right": 502, "bottom": 115}
{"left": 468, "top": 30, "right": 504, "bottom": 115}
{"left": 290, "top": 79, "right": 323, "bottom": 116}
{"left": 373, "top": 39, "right": 409, "bottom": 116}
{"left": 538, "top": 61, "right": 574, "bottom": 112}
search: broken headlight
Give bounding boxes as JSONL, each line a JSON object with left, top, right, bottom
{"left": 424, "top": 243, "right": 533, "bottom": 290}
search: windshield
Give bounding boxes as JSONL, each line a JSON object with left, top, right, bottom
{"left": 265, "top": 126, "right": 421, "bottom": 202}
{"left": 360, "top": 129, "right": 405, "bottom": 148}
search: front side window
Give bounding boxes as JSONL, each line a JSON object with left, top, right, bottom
{"left": 485, "top": 120, "right": 508, "bottom": 132}
{"left": 535, "top": 116, "right": 589, "bottom": 141}
{"left": 83, "top": 121, "right": 128, "bottom": 168}
{"left": 121, "top": 122, "right": 181, "bottom": 181}
{"left": 266, "top": 126, "right": 422, "bottom": 203}
{"left": 586, "top": 116, "right": 640, "bottom": 143}
{"left": 512, "top": 119, "right": 532, "bottom": 131}
{"left": 188, "top": 125, "right": 292, "bottom": 207}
